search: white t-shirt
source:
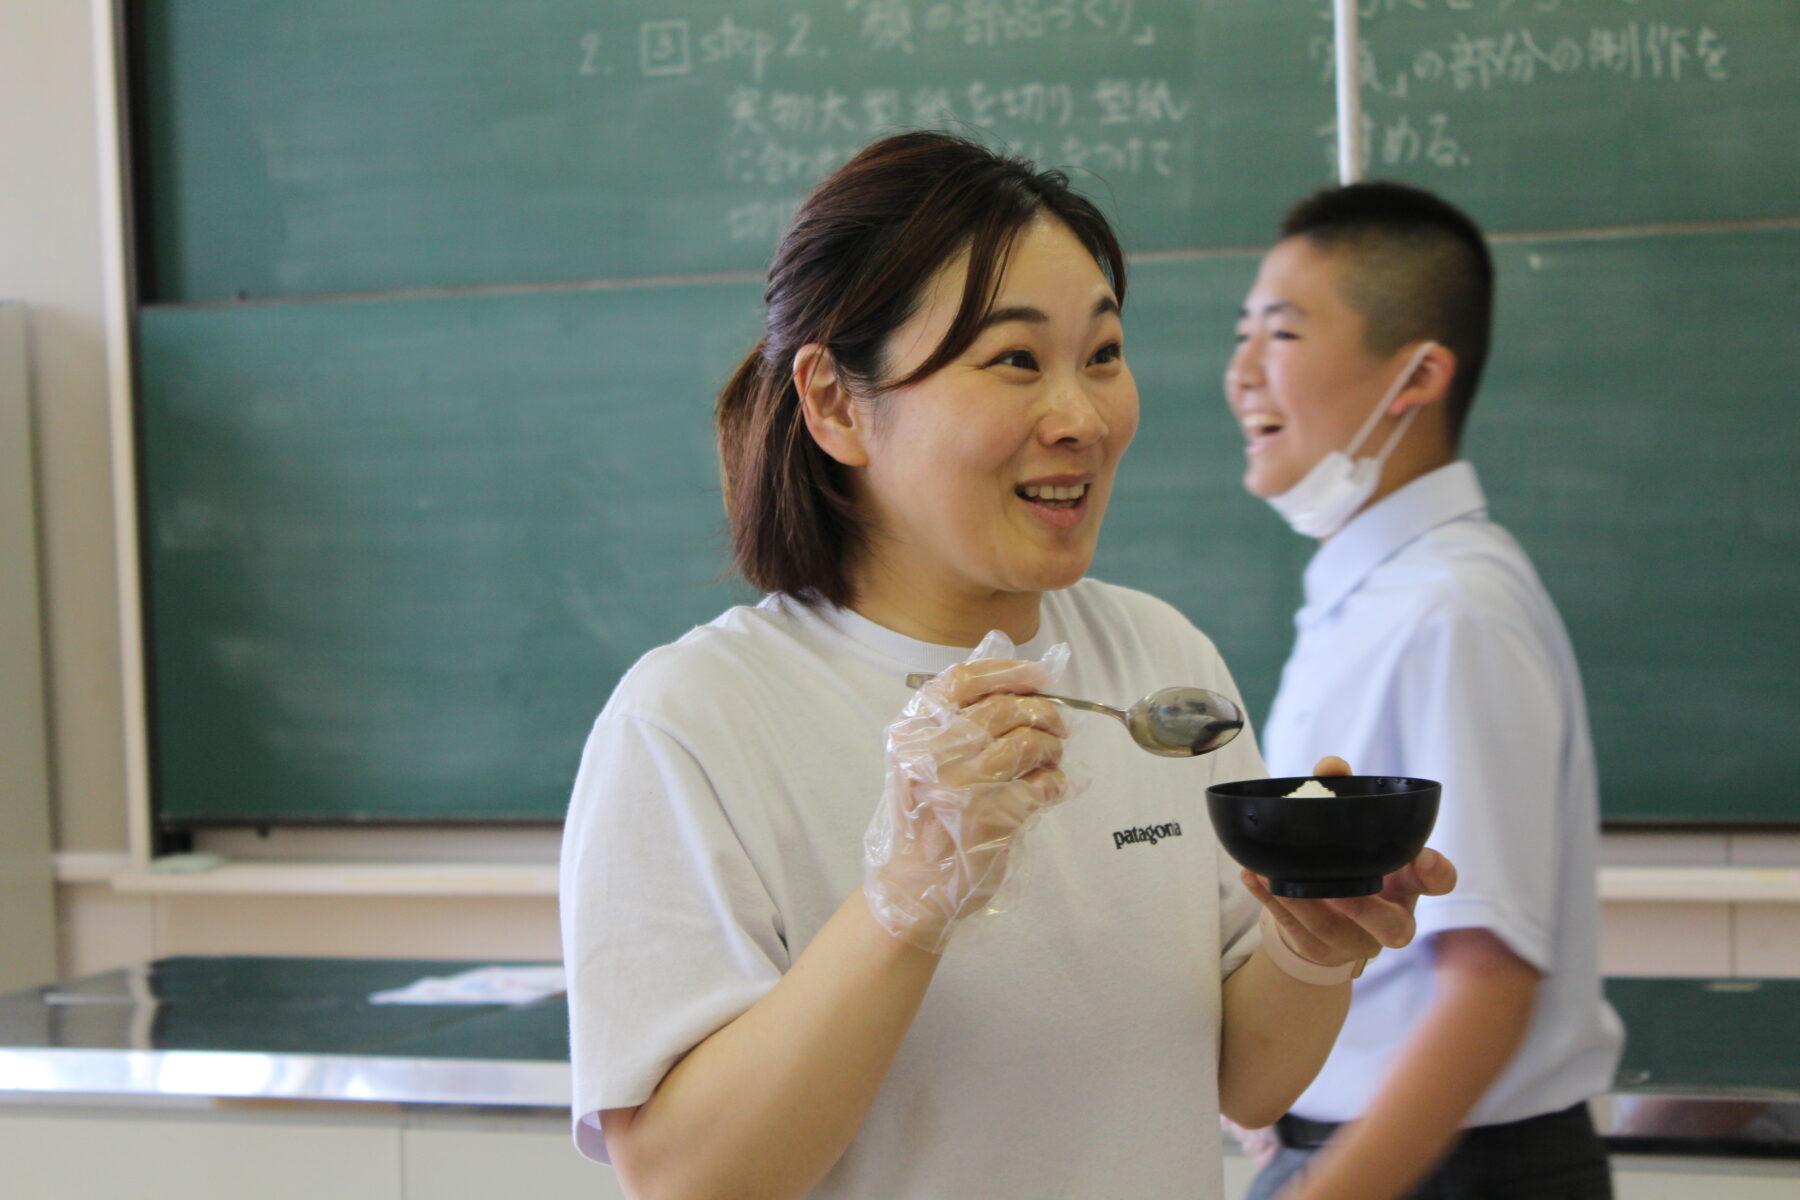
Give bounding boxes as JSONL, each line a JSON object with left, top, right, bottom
{"left": 1263, "top": 462, "right": 1624, "bottom": 1127}
{"left": 561, "top": 579, "right": 1267, "bottom": 1199}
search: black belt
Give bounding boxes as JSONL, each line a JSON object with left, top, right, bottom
{"left": 1275, "top": 1112, "right": 1342, "bottom": 1149}
{"left": 1274, "top": 1102, "right": 1595, "bottom": 1153}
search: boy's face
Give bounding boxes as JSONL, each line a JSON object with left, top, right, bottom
{"left": 1225, "top": 237, "right": 1406, "bottom": 499}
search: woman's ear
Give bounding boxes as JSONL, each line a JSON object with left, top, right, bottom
{"left": 1389, "top": 341, "right": 1457, "bottom": 418}
{"left": 795, "top": 344, "right": 870, "bottom": 467}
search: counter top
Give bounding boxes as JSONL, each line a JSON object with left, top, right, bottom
{"left": 0, "top": 957, "right": 568, "bottom": 1108}
{"left": 2, "top": 958, "right": 1795, "bottom": 1157}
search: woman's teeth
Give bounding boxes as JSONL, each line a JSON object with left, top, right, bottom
{"left": 1243, "top": 412, "right": 1284, "bottom": 436}
{"left": 1019, "top": 483, "right": 1087, "bottom": 507}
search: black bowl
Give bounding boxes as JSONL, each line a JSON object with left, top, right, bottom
{"left": 1205, "top": 776, "right": 1440, "bottom": 898}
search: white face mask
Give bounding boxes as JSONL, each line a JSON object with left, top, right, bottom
{"left": 1265, "top": 341, "right": 1436, "bottom": 539}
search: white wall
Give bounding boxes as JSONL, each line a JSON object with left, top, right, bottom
{"left": 0, "top": 1, "right": 133, "bottom": 861}
{"left": 0, "top": 302, "right": 57, "bottom": 992}
{"left": 0, "top": 0, "right": 129, "bottom": 991}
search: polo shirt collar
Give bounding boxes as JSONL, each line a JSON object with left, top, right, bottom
{"left": 1298, "top": 460, "right": 1489, "bottom": 625}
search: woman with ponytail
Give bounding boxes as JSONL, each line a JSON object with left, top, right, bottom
{"left": 561, "top": 131, "right": 1452, "bottom": 1200}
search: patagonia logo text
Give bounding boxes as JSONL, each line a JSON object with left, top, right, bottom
{"left": 1113, "top": 822, "right": 1183, "bottom": 849}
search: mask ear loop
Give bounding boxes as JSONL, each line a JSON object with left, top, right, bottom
{"left": 1346, "top": 341, "right": 1437, "bottom": 464}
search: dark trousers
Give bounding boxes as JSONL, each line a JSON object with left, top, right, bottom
{"left": 1244, "top": 1102, "right": 1613, "bottom": 1200}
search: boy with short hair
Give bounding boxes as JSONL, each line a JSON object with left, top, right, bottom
{"left": 1225, "top": 182, "right": 1624, "bottom": 1200}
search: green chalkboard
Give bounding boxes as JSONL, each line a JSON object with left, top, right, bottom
{"left": 132, "top": 1, "right": 1799, "bottom": 304}
{"left": 139, "top": 228, "right": 1799, "bottom": 824}
{"left": 1477, "top": 232, "right": 1800, "bottom": 824}
{"left": 139, "top": 284, "right": 762, "bottom": 823}
{"left": 131, "top": 0, "right": 1331, "bottom": 302}
{"left": 1335, "top": 1, "right": 1800, "bottom": 234}
{"left": 129, "top": 0, "right": 1800, "bottom": 825}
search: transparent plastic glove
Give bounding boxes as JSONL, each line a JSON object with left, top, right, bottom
{"left": 863, "top": 630, "right": 1078, "bottom": 953}
{"left": 1221, "top": 1115, "right": 1282, "bottom": 1171}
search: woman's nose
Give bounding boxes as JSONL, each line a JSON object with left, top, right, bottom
{"left": 1041, "top": 383, "right": 1110, "bottom": 447}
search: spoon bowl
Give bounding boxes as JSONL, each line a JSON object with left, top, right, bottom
{"left": 1114, "top": 686, "right": 1247, "bottom": 757}
{"left": 904, "top": 674, "right": 1245, "bottom": 758}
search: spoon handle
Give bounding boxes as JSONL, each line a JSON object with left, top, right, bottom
{"left": 902, "top": 674, "right": 1128, "bottom": 725}
{"left": 1034, "top": 692, "right": 1130, "bottom": 724}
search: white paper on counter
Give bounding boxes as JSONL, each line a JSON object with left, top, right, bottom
{"left": 369, "top": 965, "right": 567, "bottom": 1006}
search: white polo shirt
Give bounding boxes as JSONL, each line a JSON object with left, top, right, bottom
{"left": 1263, "top": 461, "right": 1624, "bottom": 1127}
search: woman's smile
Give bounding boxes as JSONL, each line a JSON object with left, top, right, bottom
{"left": 1015, "top": 478, "right": 1093, "bottom": 526}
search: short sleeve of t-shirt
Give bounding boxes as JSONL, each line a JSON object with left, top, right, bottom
{"left": 1395, "top": 605, "right": 1565, "bottom": 972}
{"left": 559, "top": 706, "right": 789, "bottom": 1162}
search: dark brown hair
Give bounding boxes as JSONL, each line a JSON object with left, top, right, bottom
{"left": 1280, "top": 181, "right": 1493, "bottom": 443}
{"left": 716, "top": 131, "right": 1127, "bottom": 608}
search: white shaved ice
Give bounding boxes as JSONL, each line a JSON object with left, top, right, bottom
{"left": 1283, "top": 778, "right": 1338, "bottom": 798}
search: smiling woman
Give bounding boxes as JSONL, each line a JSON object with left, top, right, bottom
{"left": 714, "top": 131, "right": 1131, "bottom": 627}
{"left": 559, "top": 130, "right": 1452, "bottom": 1200}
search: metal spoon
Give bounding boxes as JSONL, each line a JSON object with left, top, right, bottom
{"left": 904, "top": 672, "right": 1245, "bottom": 758}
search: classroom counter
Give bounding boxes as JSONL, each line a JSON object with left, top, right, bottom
{"left": 2, "top": 957, "right": 1798, "bottom": 1162}
{"left": 0, "top": 957, "right": 569, "bottom": 1109}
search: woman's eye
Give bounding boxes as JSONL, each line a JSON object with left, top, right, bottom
{"left": 1272, "top": 329, "right": 1300, "bottom": 341}
{"left": 991, "top": 349, "right": 1039, "bottom": 371}
{"left": 1090, "top": 341, "right": 1123, "bottom": 366}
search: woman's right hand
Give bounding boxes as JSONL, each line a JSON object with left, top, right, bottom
{"left": 863, "top": 650, "right": 1072, "bottom": 953}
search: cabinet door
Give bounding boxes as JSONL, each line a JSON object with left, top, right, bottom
{"left": 403, "top": 1120, "right": 626, "bottom": 1199}
{"left": 2, "top": 1109, "right": 400, "bottom": 1200}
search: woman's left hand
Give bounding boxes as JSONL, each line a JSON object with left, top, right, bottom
{"left": 1244, "top": 756, "right": 1459, "bottom": 971}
